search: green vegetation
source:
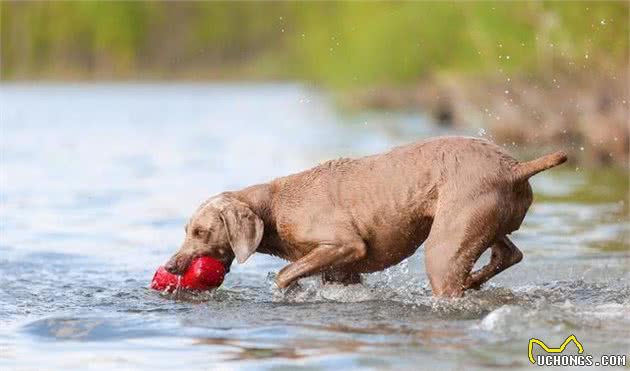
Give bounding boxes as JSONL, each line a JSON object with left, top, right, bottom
{"left": 536, "top": 168, "right": 629, "bottom": 204}
{"left": 2, "top": 1, "right": 628, "bottom": 86}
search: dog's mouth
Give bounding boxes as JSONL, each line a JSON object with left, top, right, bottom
{"left": 218, "top": 258, "right": 232, "bottom": 273}
{"left": 164, "top": 254, "right": 192, "bottom": 275}
{"left": 165, "top": 252, "right": 232, "bottom": 275}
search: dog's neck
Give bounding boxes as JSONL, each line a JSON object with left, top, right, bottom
{"left": 233, "top": 183, "right": 274, "bottom": 223}
{"left": 233, "top": 183, "right": 285, "bottom": 257}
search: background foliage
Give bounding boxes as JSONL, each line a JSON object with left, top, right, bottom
{"left": 2, "top": 1, "right": 628, "bottom": 86}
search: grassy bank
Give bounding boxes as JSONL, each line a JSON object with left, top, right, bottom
{"left": 2, "top": 2, "right": 627, "bottom": 83}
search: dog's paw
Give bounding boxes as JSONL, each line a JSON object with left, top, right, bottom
{"left": 267, "top": 271, "right": 301, "bottom": 292}
{"left": 271, "top": 279, "right": 305, "bottom": 302}
{"left": 464, "top": 274, "right": 484, "bottom": 290}
{"left": 275, "top": 271, "right": 298, "bottom": 289}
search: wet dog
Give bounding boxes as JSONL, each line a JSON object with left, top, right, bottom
{"left": 165, "top": 136, "right": 566, "bottom": 297}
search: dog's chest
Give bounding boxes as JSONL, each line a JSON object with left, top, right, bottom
{"left": 261, "top": 222, "right": 313, "bottom": 261}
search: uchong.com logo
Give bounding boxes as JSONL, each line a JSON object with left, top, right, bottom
{"left": 528, "top": 335, "right": 626, "bottom": 367}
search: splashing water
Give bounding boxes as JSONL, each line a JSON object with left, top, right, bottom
{"left": 1, "top": 84, "right": 627, "bottom": 370}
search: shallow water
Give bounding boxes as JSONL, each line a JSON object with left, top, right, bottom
{"left": 1, "top": 83, "right": 628, "bottom": 370}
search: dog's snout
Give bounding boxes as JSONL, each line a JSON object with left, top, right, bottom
{"left": 164, "top": 260, "right": 175, "bottom": 273}
{"left": 164, "top": 259, "right": 178, "bottom": 274}
{"left": 164, "top": 254, "right": 188, "bottom": 275}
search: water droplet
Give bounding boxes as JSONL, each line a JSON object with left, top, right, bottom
{"left": 580, "top": 146, "right": 585, "bottom": 151}
{"left": 506, "top": 55, "right": 510, "bottom": 60}
{"left": 477, "top": 128, "right": 487, "bottom": 137}
{"left": 600, "top": 19, "right": 606, "bottom": 25}
{"left": 585, "top": 54, "right": 589, "bottom": 59}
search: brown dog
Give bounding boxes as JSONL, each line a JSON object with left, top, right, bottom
{"left": 165, "top": 136, "right": 567, "bottom": 297}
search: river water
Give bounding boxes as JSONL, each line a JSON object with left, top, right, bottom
{"left": 1, "top": 84, "right": 628, "bottom": 370}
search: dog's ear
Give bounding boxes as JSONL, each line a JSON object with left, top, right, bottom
{"left": 219, "top": 199, "right": 264, "bottom": 264}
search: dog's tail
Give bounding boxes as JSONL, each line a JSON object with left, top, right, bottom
{"left": 512, "top": 151, "right": 568, "bottom": 181}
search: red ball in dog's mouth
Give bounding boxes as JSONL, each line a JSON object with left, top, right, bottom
{"left": 151, "top": 256, "right": 225, "bottom": 292}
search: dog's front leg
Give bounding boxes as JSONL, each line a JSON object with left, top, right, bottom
{"left": 276, "top": 240, "right": 366, "bottom": 289}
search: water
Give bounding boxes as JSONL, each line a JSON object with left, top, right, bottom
{"left": 1, "top": 84, "right": 628, "bottom": 370}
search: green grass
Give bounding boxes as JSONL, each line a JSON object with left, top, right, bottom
{"left": 2, "top": 1, "right": 627, "bottom": 84}
{"left": 535, "top": 168, "right": 629, "bottom": 204}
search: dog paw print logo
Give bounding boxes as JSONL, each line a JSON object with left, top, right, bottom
{"left": 528, "top": 335, "right": 584, "bottom": 364}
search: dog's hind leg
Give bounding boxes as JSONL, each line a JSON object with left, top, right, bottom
{"left": 464, "top": 236, "right": 522, "bottom": 290}
{"left": 423, "top": 194, "right": 502, "bottom": 297}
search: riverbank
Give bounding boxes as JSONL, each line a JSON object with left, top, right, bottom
{"left": 340, "top": 71, "right": 629, "bottom": 168}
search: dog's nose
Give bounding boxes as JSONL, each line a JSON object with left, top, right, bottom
{"left": 164, "top": 259, "right": 180, "bottom": 274}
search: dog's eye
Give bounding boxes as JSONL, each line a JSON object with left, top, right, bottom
{"left": 193, "top": 228, "right": 204, "bottom": 237}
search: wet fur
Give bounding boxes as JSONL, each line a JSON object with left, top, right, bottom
{"left": 166, "top": 136, "right": 566, "bottom": 297}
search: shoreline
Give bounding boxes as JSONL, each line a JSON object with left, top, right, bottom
{"left": 340, "top": 72, "right": 629, "bottom": 168}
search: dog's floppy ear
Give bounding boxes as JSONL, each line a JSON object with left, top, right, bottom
{"left": 219, "top": 199, "right": 264, "bottom": 264}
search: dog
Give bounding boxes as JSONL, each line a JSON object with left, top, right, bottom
{"left": 165, "top": 136, "right": 567, "bottom": 297}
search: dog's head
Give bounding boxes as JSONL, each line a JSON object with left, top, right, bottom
{"left": 165, "top": 194, "right": 264, "bottom": 275}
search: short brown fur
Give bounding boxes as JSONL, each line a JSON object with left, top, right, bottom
{"left": 165, "top": 136, "right": 567, "bottom": 297}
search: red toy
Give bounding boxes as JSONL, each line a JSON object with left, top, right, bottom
{"left": 151, "top": 256, "right": 225, "bottom": 292}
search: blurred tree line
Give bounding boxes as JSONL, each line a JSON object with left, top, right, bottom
{"left": 1, "top": 1, "right": 628, "bottom": 86}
